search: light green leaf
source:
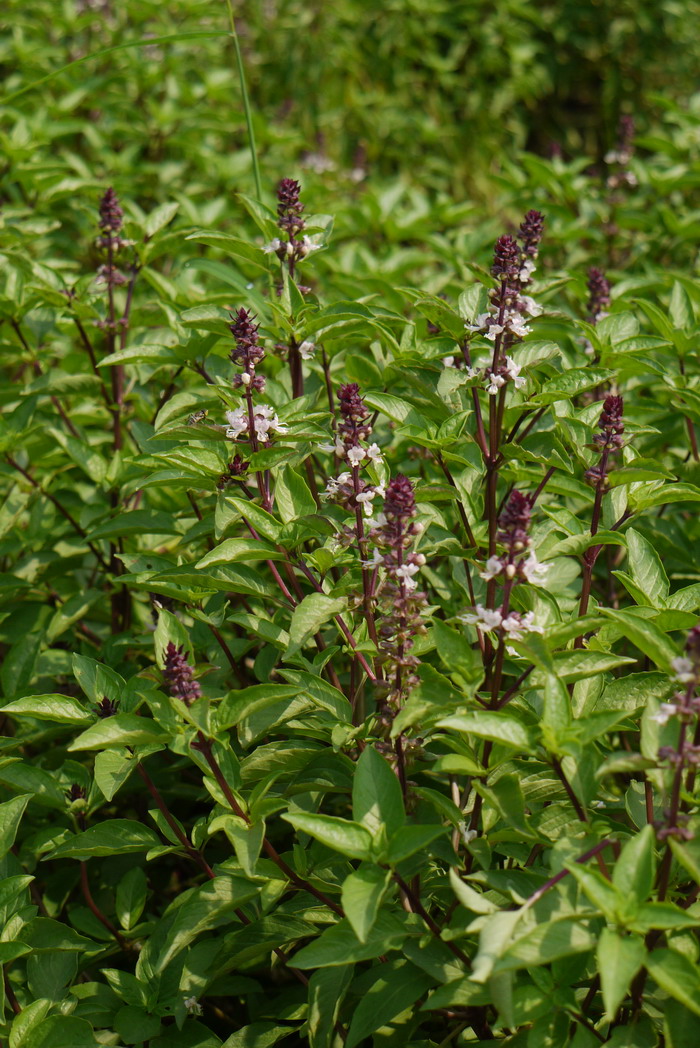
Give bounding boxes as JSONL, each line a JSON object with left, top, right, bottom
{"left": 44, "top": 820, "right": 161, "bottom": 860}
{"left": 286, "top": 593, "right": 347, "bottom": 655}
{"left": 601, "top": 608, "right": 678, "bottom": 670}
{"left": 0, "top": 694, "right": 91, "bottom": 726}
{"left": 116, "top": 868, "right": 148, "bottom": 931}
{"left": 0, "top": 794, "right": 31, "bottom": 859}
{"left": 646, "top": 949, "right": 700, "bottom": 1017}
{"left": 68, "top": 713, "right": 167, "bottom": 751}
{"left": 437, "top": 712, "right": 533, "bottom": 749}
{"left": 341, "top": 864, "right": 391, "bottom": 943}
{"left": 275, "top": 466, "right": 317, "bottom": 523}
{"left": 282, "top": 812, "right": 372, "bottom": 860}
{"left": 353, "top": 745, "right": 404, "bottom": 837}
{"left": 597, "top": 928, "right": 646, "bottom": 1019}
{"left": 155, "top": 875, "right": 258, "bottom": 973}
{"left": 626, "top": 528, "right": 670, "bottom": 604}
{"left": 612, "top": 825, "right": 655, "bottom": 903}
{"left": 345, "top": 961, "right": 434, "bottom": 1048}
{"left": 308, "top": 965, "right": 354, "bottom": 1048}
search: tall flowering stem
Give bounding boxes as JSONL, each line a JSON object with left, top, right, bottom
{"left": 576, "top": 394, "right": 625, "bottom": 642}
{"left": 465, "top": 214, "right": 545, "bottom": 616}
{"left": 225, "top": 308, "right": 287, "bottom": 511}
{"left": 96, "top": 187, "right": 138, "bottom": 633}
{"left": 264, "top": 179, "right": 320, "bottom": 398}
{"left": 371, "top": 475, "right": 427, "bottom": 794}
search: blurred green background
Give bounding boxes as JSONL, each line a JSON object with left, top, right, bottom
{"left": 2, "top": 0, "right": 700, "bottom": 215}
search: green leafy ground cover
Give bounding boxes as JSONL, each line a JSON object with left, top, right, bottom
{"left": 3, "top": 2, "right": 700, "bottom": 1046}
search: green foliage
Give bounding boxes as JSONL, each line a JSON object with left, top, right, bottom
{"left": 3, "top": 1, "right": 700, "bottom": 1045}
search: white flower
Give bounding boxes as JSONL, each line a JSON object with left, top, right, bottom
{"left": 442, "top": 355, "right": 456, "bottom": 368}
{"left": 521, "top": 552, "right": 549, "bottom": 586}
{"left": 395, "top": 562, "right": 421, "bottom": 592}
{"left": 484, "top": 322, "right": 505, "bottom": 342}
{"left": 519, "top": 259, "right": 536, "bottom": 282}
{"left": 501, "top": 611, "right": 543, "bottom": 641}
{"left": 366, "top": 443, "right": 383, "bottom": 463}
{"left": 225, "top": 407, "right": 248, "bottom": 439}
{"left": 240, "top": 372, "right": 252, "bottom": 386}
{"left": 504, "top": 356, "right": 526, "bottom": 391}
{"left": 262, "top": 238, "right": 282, "bottom": 254}
{"left": 347, "top": 445, "right": 366, "bottom": 467}
{"left": 299, "top": 340, "right": 316, "bottom": 359}
{"left": 325, "top": 472, "right": 351, "bottom": 497}
{"left": 486, "top": 373, "right": 506, "bottom": 396}
{"left": 520, "top": 295, "right": 542, "bottom": 317}
{"left": 458, "top": 822, "right": 478, "bottom": 845}
{"left": 363, "top": 548, "right": 384, "bottom": 568}
{"left": 506, "top": 312, "right": 531, "bottom": 338}
{"left": 671, "top": 656, "right": 696, "bottom": 684}
{"left": 479, "top": 556, "right": 503, "bottom": 581}
{"left": 651, "top": 702, "right": 678, "bottom": 726}
{"left": 318, "top": 442, "right": 337, "bottom": 453}
{"left": 184, "top": 996, "right": 202, "bottom": 1015}
{"left": 460, "top": 604, "right": 503, "bottom": 632}
{"left": 300, "top": 235, "right": 322, "bottom": 256}
{"left": 356, "top": 489, "right": 378, "bottom": 516}
{"left": 466, "top": 366, "right": 480, "bottom": 379}
{"left": 466, "top": 312, "right": 491, "bottom": 333}
{"left": 252, "top": 405, "right": 287, "bottom": 440}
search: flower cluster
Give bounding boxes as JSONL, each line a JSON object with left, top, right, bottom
{"left": 606, "top": 115, "right": 637, "bottom": 189}
{"left": 586, "top": 267, "right": 611, "bottom": 324}
{"left": 371, "top": 476, "right": 427, "bottom": 710}
{"left": 323, "top": 384, "right": 385, "bottom": 519}
{"left": 459, "top": 605, "right": 543, "bottom": 643}
{"left": 229, "top": 308, "right": 266, "bottom": 392}
{"left": 224, "top": 307, "right": 287, "bottom": 447}
{"left": 465, "top": 211, "right": 545, "bottom": 395}
{"left": 585, "top": 394, "right": 624, "bottom": 486}
{"left": 478, "top": 490, "right": 549, "bottom": 587}
{"left": 225, "top": 404, "right": 288, "bottom": 443}
{"left": 95, "top": 695, "right": 119, "bottom": 718}
{"left": 262, "top": 178, "right": 321, "bottom": 270}
{"left": 217, "top": 454, "right": 249, "bottom": 491}
{"left": 162, "top": 641, "right": 202, "bottom": 707}
{"left": 95, "top": 187, "right": 130, "bottom": 292}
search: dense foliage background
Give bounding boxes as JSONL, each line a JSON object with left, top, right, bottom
{"left": 3, "top": 2, "right": 700, "bottom": 1046}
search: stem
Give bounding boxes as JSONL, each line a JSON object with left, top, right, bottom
{"left": 6, "top": 456, "right": 110, "bottom": 570}
{"left": 352, "top": 465, "right": 379, "bottom": 650}
{"left": 136, "top": 762, "right": 215, "bottom": 878}
{"left": 80, "top": 862, "right": 129, "bottom": 950}
{"left": 393, "top": 873, "right": 471, "bottom": 968}
{"left": 523, "top": 839, "right": 616, "bottom": 908}
{"left": 10, "top": 319, "right": 80, "bottom": 438}
{"left": 3, "top": 967, "right": 21, "bottom": 1015}
{"left": 224, "top": 0, "right": 262, "bottom": 201}
{"left": 194, "top": 733, "right": 344, "bottom": 917}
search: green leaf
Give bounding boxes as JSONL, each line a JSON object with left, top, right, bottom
{"left": 68, "top": 713, "right": 167, "bottom": 751}
{"left": 345, "top": 961, "right": 434, "bottom": 1048}
{"left": 646, "top": 949, "right": 700, "bottom": 1017}
{"left": 0, "top": 794, "right": 31, "bottom": 859}
{"left": 432, "top": 619, "right": 481, "bottom": 688}
{"left": 72, "top": 654, "right": 125, "bottom": 704}
{"left": 669, "top": 280, "right": 694, "bottom": 331}
{"left": 275, "top": 466, "right": 317, "bottom": 523}
{"left": 385, "top": 825, "right": 446, "bottom": 864}
{"left": 437, "top": 712, "right": 533, "bottom": 748}
{"left": 155, "top": 875, "right": 258, "bottom": 973}
{"left": 221, "top": 1024, "right": 297, "bottom": 1048}
{"left": 353, "top": 745, "right": 405, "bottom": 837}
{"left": 217, "top": 685, "right": 302, "bottom": 732}
{"left": 626, "top": 528, "right": 670, "bottom": 604}
{"left": 44, "top": 820, "right": 161, "bottom": 860}
{"left": 597, "top": 928, "right": 646, "bottom": 1019}
{"left": 1, "top": 634, "right": 41, "bottom": 699}
{"left": 209, "top": 815, "right": 265, "bottom": 877}
{"left": 341, "top": 864, "right": 391, "bottom": 943}
{"left": 292, "top": 913, "right": 408, "bottom": 968}
{"left": 281, "top": 812, "right": 372, "bottom": 860}
{"left": 612, "top": 825, "right": 655, "bottom": 903}
{"left": 601, "top": 608, "right": 678, "bottom": 670}
{"left": 144, "top": 201, "right": 180, "bottom": 238}
{"left": 116, "top": 868, "right": 148, "bottom": 931}
{"left": 196, "top": 538, "right": 284, "bottom": 569}
{"left": 19, "top": 918, "right": 97, "bottom": 952}
{"left": 19, "top": 1015, "right": 98, "bottom": 1048}
{"left": 308, "top": 965, "right": 354, "bottom": 1048}
{"left": 93, "top": 748, "right": 136, "bottom": 801}
{"left": 286, "top": 593, "right": 347, "bottom": 655}
{"left": 0, "top": 694, "right": 92, "bottom": 726}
